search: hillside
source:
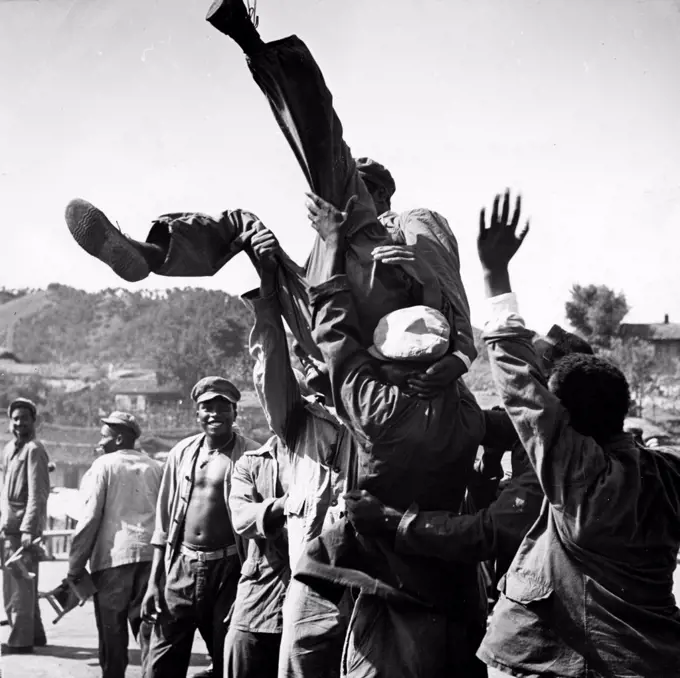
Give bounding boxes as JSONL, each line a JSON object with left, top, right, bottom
{"left": 3, "top": 284, "right": 254, "bottom": 392}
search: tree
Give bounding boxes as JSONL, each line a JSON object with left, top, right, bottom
{"left": 565, "top": 284, "right": 629, "bottom": 348}
{"left": 602, "top": 338, "right": 658, "bottom": 417}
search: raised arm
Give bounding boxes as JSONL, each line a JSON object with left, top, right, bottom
{"left": 477, "top": 191, "right": 617, "bottom": 526}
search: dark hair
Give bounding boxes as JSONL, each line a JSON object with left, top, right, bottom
{"left": 550, "top": 353, "right": 630, "bottom": 442}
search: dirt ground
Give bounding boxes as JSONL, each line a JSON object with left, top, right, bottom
{"left": 1, "top": 560, "right": 210, "bottom": 678}
{"left": 2, "top": 560, "right": 679, "bottom": 678}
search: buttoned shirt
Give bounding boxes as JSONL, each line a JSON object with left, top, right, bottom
{"left": 68, "top": 449, "right": 163, "bottom": 574}
{"left": 244, "top": 290, "right": 357, "bottom": 571}
{"left": 0, "top": 437, "right": 50, "bottom": 537}
{"left": 151, "top": 431, "right": 260, "bottom": 571}
{"left": 477, "top": 293, "right": 680, "bottom": 678}
{"left": 228, "top": 436, "right": 291, "bottom": 633}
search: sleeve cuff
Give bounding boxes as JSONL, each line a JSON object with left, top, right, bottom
{"left": 483, "top": 292, "right": 527, "bottom": 334}
{"left": 150, "top": 531, "right": 167, "bottom": 548}
{"left": 241, "top": 289, "right": 279, "bottom": 313}
{"left": 256, "top": 497, "right": 278, "bottom": 537}
{"left": 452, "top": 351, "right": 471, "bottom": 372}
{"left": 394, "top": 503, "right": 420, "bottom": 554}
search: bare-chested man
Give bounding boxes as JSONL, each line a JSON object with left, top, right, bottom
{"left": 141, "top": 377, "right": 259, "bottom": 678}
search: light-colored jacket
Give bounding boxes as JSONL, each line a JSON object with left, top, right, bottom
{"left": 69, "top": 449, "right": 163, "bottom": 574}
{"left": 0, "top": 438, "right": 50, "bottom": 537}
{"left": 244, "top": 290, "right": 357, "bottom": 571}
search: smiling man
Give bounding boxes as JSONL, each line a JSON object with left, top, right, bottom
{"left": 142, "top": 377, "right": 260, "bottom": 678}
{"left": 0, "top": 398, "right": 50, "bottom": 655}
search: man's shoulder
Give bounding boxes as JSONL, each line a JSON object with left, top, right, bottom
{"left": 235, "top": 432, "right": 262, "bottom": 452}
{"left": 240, "top": 436, "right": 278, "bottom": 469}
{"left": 168, "top": 433, "right": 203, "bottom": 458}
{"left": 24, "top": 438, "right": 49, "bottom": 459}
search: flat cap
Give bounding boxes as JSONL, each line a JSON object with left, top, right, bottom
{"left": 368, "top": 305, "right": 451, "bottom": 363}
{"left": 191, "top": 376, "right": 241, "bottom": 405}
{"left": 101, "top": 411, "right": 142, "bottom": 440}
{"left": 8, "top": 398, "right": 37, "bottom": 419}
{"left": 356, "top": 157, "right": 396, "bottom": 199}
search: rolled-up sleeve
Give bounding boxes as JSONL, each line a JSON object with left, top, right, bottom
{"left": 229, "top": 451, "right": 280, "bottom": 540}
{"left": 243, "top": 290, "right": 304, "bottom": 447}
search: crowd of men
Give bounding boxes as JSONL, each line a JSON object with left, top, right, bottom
{"left": 2, "top": 1, "right": 679, "bottom": 677}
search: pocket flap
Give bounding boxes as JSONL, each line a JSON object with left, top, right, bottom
{"left": 285, "top": 492, "right": 306, "bottom": 517}
{"left": 502, "top": 571, "right": 553, "bottom": 604}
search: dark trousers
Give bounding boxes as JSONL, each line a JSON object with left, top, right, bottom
{"left": 148, "top": 36, "right": 410, "bottom": 360}
{"left": 2, "top": 534, "right": 46, "bottom": 648}
{"left": 224, "top": 627, "right": 281, "bottom": 678}
{"left": 91, "top": 562, "right": 152, "bottom": 678}
{"left": 145, "top": 552, "right": 240, "bottom": 678}
{"left": 343, "top": 592, "right": 487, "bottom": 678}
{"left": 278, "top": 578, "right": 351, "bottom": 678}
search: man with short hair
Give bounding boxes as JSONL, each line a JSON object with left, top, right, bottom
{"left": 0, "top": 398, "right": 49, "bottom": 654}
{"left": 474, "top": 190, "right": 680, "bottom": 677}
{"left": 67, "top": 411, "right": 162, "bottom": 678}
{"left": 343, "top": 326, "right": 595, "bottom": 599}
{"left": 142, "top": 377, "right": 259, "bottom": 678}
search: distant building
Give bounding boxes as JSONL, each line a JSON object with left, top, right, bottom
{"left": 0, "top": 359, "right": 100, "bottom": 392}
{"left": 620, "top": 314, "right": 680, "bottom": 365}
{"left": 110, "top": 375, "right": 183, "bottom": 414}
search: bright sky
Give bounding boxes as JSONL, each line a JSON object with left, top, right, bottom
{"left": 1, "top": 0, "right": 679, "bottom": 333}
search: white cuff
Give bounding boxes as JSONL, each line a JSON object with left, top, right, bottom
{"left": 452, "top": 351, "right": 471, "bottom": 372}
{"left": 484, "top": 292, "right": 526, "bottom": 332}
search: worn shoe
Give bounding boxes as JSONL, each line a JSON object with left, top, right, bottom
{"left": 1, "top": 643, "right": 34, "bottom": 654}
{"left": 205, "top": 0, "right": 247, "bottom": 32}
{"left": 65, "top": 199, "right": 150, "bottom": 282}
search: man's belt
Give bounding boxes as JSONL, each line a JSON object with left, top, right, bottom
{"left": 179, "top": 543, "right": 238, "bottom": 562}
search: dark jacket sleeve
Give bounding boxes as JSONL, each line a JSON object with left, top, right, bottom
{"left": 309, "top": 275, "right": 441, "bottom": 447}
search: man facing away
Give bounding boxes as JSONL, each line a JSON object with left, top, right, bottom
{"left": 142, "top": 377, "right": 259, "bottom": 678}
{"left": 0, "top": 397, "right": 49, "bottom": 655}
{"left": 343, "top": 326, "right": 595, "bottom": 603}
{"left": 68, "top": 411, "right": 163, "bottom": 678}
{"left": 475, "top": 190, "right": 680, "bottom": 677}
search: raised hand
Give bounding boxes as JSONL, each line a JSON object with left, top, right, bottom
{"left": 304, "top": 192, "right": 357, "bottom": 242}
{"left": 371, "top": 245, "right": 437, "bottom": 287}
{"left": 250, "top": 224, "right": 280, "bottom": 273}
{"left": 477, "top": 190, "right": 529, "bottom": 273}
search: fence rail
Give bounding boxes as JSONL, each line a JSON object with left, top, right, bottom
{"left": 43, "top": 529, "right": 75, "bottom": 560}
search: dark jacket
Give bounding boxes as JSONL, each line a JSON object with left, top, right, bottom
{"left": 477, "top": 294, "right": 680, "bottom": 678}
{"left": 295, "top": 274, "right": 486, "bottom": 618}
